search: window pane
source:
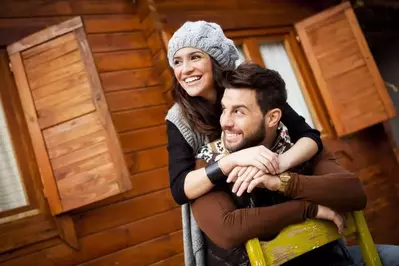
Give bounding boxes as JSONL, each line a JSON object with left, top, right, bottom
{"left": 0, "top": 103, "right": 27, "bottom": 212}
{"left": 259, "top": 41, "right": 315, "bottom": 128}
{"left": 235, "top": 45, "right": 246, "bottom": 67}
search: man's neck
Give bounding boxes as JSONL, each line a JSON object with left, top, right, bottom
{"left": 261, "top": 126, "right": 278, "bottom": 150}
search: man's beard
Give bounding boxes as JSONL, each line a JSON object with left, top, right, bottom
{"left": 223, "top": 120, "right": 266, "bottom": 153}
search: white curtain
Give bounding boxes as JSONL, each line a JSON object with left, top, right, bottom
{"left": 0, "top": 103, "right": 27, "bottom": 212}
{"left": 259, "top": 42, "right": 315, "bottom": 128}
{"left": 235, "top": 46, "right": 246, "bottom": 68}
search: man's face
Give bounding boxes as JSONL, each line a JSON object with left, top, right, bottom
{"left": 220, "top": 88, "right": 266, "bottom": 152}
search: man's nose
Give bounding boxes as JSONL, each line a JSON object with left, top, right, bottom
{"left": 220, "top": 113, "right": 234, "bottom": 128}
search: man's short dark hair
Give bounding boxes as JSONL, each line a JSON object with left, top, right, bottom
{"left": 223, "top": 63, "right": 287, "bottom": 114}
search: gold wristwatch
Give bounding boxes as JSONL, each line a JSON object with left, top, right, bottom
{"left": 278, "top": 172, "right": 291, "bottom": 193}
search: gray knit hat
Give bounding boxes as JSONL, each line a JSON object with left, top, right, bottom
{"left": 167, "top": 21, "right": 239, "bottom": 70}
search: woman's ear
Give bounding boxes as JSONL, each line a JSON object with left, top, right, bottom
{"left": 266, "top": 108, "right": 282, "bottom": 127}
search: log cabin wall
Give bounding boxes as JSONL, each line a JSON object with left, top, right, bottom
{"left": 0, "top": 1, "right": 398, "bottom": 266}
{"left": 0, "top": 1, "right": 181, "bottom": 265}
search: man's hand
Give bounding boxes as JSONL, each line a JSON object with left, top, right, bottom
{"left": 316, "top": 205, "right": 346, "bottom": 234}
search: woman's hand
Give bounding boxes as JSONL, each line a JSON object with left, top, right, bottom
{"left": 227, "top": 166, "right": 266, "bottom": 196}
{"left": 228, "top": 145, "right": 279, "bottom": 174}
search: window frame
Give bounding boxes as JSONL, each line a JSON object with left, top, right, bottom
{"left": 226, "top": 28, "right": 334, "bottom": 138}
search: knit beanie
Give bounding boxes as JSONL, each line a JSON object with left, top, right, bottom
{"left": 167, "top": 21, "right": 239, "bottom": 70}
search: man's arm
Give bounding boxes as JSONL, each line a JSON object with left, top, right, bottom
{"left": 191, "top": 188, "right": 317, "bottom": 249}
{"left": 283, "top": 150, "right": 367, "bottom": 212}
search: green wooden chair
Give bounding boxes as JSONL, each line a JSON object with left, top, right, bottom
{"left": 245, "top": 211, "right": 382, "bottom": 266}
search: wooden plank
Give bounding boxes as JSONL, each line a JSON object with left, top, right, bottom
{"left": 125, "top": 146, "right": 168, "bottom": 174}
{"left": 29, "top": 60, "right": 85, "bottom": 90}
{"left": 26, "top": 49, "right": 82, "bottom": 81}
{"left": 47, "top": 130, "right": 106, "bottom": 159}
{"left": 119, "top": 125, "right": 167, "bottom": 153}
{"left": 75, "top": 26, "right": 131, "bottom": 192}
{"left": 7, "top": 17, "right": 82, "bottom": 55}
{"left": 83, "top": 15, "right": 142, "bottom": 33}
{"left": 32, "top": 71, "right": 88, "bottom": 101}
{"left": 74, "top": 189, "right": 177, "bottom": 237}
{"left": 100, "top": 68, "right": 160, "bottom": 92}
{"left": 81, "top": 230, "right": 183, "bottom": 266}
{"left": 34, "top": 82, "right": 91, "bottom": 111}
{"left": 22, "top": 32, "right": 76, "bottom": 60}
{"left": 8, "top": 52, "right": 62, "bottom": 214}
{"left": 0, "top": 219, "right": 58, "bottom": 253}
{"left": 150, "top": 253, "right": 184, "bottom": 266}
{"left": 106, "top": 86, "right": 166, "bottom": 111}
{"left": 112, "top": 105, "right": 167, "bottom": 132}
{"left": 43, "top": 208, "right": 181, "bottom": 265}
{"left": 43, "top": 112, "right": 101, "bottom": 148}
{"left": 2, "top": 252, "right": 55, "bottom": 266}
{"left": 87, "top": 32, "right": 147, "bottom": 53}
{"left": 72, "top": 167, "right": 169, "bottom": 213}
{"left": 243, "top": 38, "right": 265, "bottom": 67}
{"left": 37, "top": 97, "right": 95, "bottom": 129}
{"left": 0, "top": 0, "right": 136, "bottom": 17}
{"left": 50, "top": 141, "right": 109, "bottom": 170}
{"left": 53, "top": 151, "right": 111, "bottom": 181}
{"left": 94, "top": 49, "right": 153, "bottom": 72}
{"left": 0, "top": 237, "right": 61, "bottom": 263}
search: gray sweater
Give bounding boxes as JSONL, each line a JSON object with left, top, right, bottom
{"left": 166, "top": 104, "right": 207, "bottom": 266}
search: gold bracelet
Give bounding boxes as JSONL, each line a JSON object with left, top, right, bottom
{"left": 278, "top": 172, "right": 291, "bottom": 193}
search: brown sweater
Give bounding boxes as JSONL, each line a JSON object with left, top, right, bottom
{"left": 191, "top": 151, "right": 367, "bottom": 249}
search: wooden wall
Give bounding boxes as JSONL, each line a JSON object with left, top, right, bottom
{"left": 0, "top": 0, "right": 398, "bottom": 265}
{"left": 0, "top": 1, "right": 183, "bottom": 265}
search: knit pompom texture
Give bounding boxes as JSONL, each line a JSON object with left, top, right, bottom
{"left": 167, "top": 21, "right": 239, "bottom": 70}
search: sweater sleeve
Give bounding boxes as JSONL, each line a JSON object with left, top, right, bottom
{"left": 166, "top": 120, "right": 195, "bottom": 205}
{"left": 191, "top": 189, "right": 317, "bottom": 249}
{"left": 284, "top": 151, "right": 367, "bottom": 212}
{"left": 281, "top": 103, "right": 323, "bottom": 153}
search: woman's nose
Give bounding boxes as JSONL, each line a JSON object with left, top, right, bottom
{"left": 182, "top": 61, "right": 194, "bottom": 74}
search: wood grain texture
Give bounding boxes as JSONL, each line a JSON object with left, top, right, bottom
{"left": 125, "top": 146, "right": 168, "bottom": 174}
{"left": 81, "top": 230, "right": 183, "bottom": 266}
{"left": 112, "top": 105, "right": 167, "bottom": 132}
{"left": 119, "top": 125, "right": 167, "bottom": 153}
{"left": 74, "top": 189, "right": 177, "bottom": 237}
{"left": 106, "top": 86, "right": 166, "bottom": 111}
{"left": 88, "top": 32, "right": 147, "bottom": 53}
{"left": 100, "top": 68, "right": 160, "bottom": 92}
{"left": 94, "top": 49, "right": 153, "bottom": 72}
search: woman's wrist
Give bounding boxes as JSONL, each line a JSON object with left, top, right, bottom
{"left": 218, "top": 154, "right": 236, "bottom": 176}
{"left": 278, "top": 153, "right": 292, "bottom": 173}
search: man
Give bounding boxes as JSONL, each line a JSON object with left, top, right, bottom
{"left": 191, "top": 63, "right": 398, "bottom": 265}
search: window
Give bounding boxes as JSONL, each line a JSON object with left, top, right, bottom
{"left": 0, "top": 101, "right": 27, "bottom": 212}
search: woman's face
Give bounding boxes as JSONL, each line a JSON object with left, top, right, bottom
{"left": 172, "top": 47, "right": 215, "bottom": 101}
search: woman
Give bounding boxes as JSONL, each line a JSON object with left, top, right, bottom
{"left": 165, "top": 21, "right": 323, "bottom": 265}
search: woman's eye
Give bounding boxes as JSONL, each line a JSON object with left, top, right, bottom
{"left": 173, "top": 60, "right": 182, "bottom": 66}
{"left": 192, "top": 55, "right": 201, "bottom": 60}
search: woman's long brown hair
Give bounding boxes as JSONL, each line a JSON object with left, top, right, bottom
{"left": 171, "top": 58, "right": 225, "bottom": 141}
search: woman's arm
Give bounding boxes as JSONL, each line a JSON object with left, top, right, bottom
{"left": 167, "top": 121, "right": 215, "bottom": 204}
{"left": 279, "top": 103, "right": 322, "bottom": 172}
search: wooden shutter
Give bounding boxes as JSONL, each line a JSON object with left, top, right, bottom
{"left": 6, "top": 17, "right": 131, "bottom": 215}
{"left": 295, "top": 2, "right": 395, "bottom": 136}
